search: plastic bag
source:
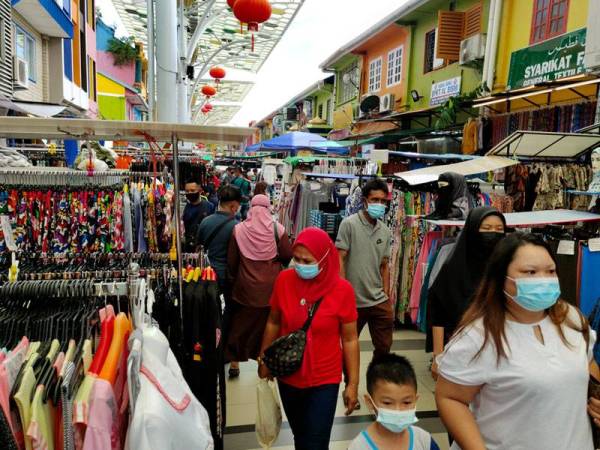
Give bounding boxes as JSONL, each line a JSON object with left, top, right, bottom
{"left": 255, "top": 379, "right": 282, "bottom": 449}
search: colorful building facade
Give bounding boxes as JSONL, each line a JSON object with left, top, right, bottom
{"left": 10, "top": 0, "right": 98, "bottom": 117}
{"left": 484, "top": 0, "right": 594, "bottom": 112}
{"left": 96, "top": 19, "right": 147, "bottom": 121}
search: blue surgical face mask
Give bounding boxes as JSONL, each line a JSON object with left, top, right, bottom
{"left": 367, "top": 203, "right": 386, "bottom": 220}
{"left": 293, "top": 250, "right": 329, "bottom": 280}
{"left": 368, "top": 395, "right": 418, "bottom": 433}
{"left": 294, "top": 263, "right": 320, "bottom": 280}
{"left": 505, "top": 276, "right": 561, "bottom": 312}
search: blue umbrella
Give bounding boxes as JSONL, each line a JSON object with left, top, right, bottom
{"left": 245, "top": 132, "right": 349, "bottom": 155}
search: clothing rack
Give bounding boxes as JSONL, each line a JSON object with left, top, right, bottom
{"left": 0, "top": 116, "right": 254, "bottom": 336}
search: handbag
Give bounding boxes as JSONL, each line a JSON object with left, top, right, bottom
{"left": 262, "top": 298, "right": 323, "bottom": 378}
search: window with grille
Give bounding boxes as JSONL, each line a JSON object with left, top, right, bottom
{"left": 387, "top": 46, "right": 403, "bottom": 87}
{"left": 368, "top": 57, "right": 382, "bottom": 93}
{"left": 339, "top": 62, "right": 359, "bottom": 104}
{"left": 531, "top": 0, "right": 569, "bottom": 44}
{"left": 424, "top": 29, "right": 445, "bottom": 73}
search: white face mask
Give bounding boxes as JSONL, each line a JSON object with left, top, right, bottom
{"left": 367, "top": 395, "right": 418, "bottom": 433}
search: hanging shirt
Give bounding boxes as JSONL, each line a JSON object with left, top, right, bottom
{"left": 438, "top": 306, "right": 595, "bottom": 450}
{"left": 127, "top": 344, "right": 213, "bottom": 450}
{"left": 28, "top": 386, "right": 53, "bottom": 450}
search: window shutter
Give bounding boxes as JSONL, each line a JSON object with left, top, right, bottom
{"left": 464, "top": 2, "right": 483, "bottom": 38}
{"left": 436, "top": 10, "right": 465, "bottom": 61}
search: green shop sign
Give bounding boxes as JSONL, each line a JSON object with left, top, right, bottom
{"left": 508, "top": 28, "right": 587, "bottom": 90}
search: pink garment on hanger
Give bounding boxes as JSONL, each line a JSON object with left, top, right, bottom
{"left": 408, "top": 231, "right": 443, "bottom": 323}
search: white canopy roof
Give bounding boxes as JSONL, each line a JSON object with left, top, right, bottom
{"left": 426, "top": 209, "right": 600, "bottom": 227}
{"left": 486, "top": 131, "right": 600, "bottom": 159}
{"left": 394, "top": 155, "right": 518, "bottom": 185}
{"left": 0, "top": 117, "right": 254, "bottom": 144}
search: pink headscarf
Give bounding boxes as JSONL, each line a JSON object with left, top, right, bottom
{"left": 234, "top": 194, "right": 285, "bottom": 261}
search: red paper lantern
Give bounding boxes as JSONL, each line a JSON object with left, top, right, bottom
{"left": 201, "top": 85, "right": 217, "bottom": 98}
{"left": 233, "top": 0, "right": 272, "bottom": 52}
{"left": 209, "top": 67, "right": 226, "bottom": 85}
{"left": 204, "top": 103, "right": 213, "bottom": 111}
{"left": 201, "top": 105, "right": 209, "bottom": 115}
{"left": 227, "top": 0, "right": 237, "bottom": 8}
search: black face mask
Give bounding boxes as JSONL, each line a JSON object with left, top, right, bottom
{"left": 186, "top": 192, "right": 200, "bottom": 203}
{"left": 478, "top": 231, "right": 505, "bottom": 253}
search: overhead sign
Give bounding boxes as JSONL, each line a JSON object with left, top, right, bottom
{"left": 430, "top": 77, "right": 462, "bottom": 106}
{"left": 508, "top": 28, "right": 587, "bottom": 89}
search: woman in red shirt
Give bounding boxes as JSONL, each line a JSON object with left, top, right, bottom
{"left": 258, "top": 227, "right": 360, "bottom": 449}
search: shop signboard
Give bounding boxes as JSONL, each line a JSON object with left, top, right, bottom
{"left": 430, "top": 77, "right": 462, "bottom": 106}
{"left": 508, "top": 28, "right": 587, "bottom": 90}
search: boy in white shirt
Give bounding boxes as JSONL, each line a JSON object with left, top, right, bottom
{"left": 349, "top": 354, "right": 440, "bottom": 450}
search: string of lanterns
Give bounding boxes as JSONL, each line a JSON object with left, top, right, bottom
{"left": 228, "top": 0, "right": 272, "bottom": 52}
{"left": 197, "top": 0, "right": 273, "bottom": 116}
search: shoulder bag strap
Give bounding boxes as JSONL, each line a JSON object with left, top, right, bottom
{"left": 203, "top": 216, "right": 235, "bottom": 250}
{"left": 301, "top": 298, "right": 323, "bottom": 332}
{"left": 273, "top": 222, "right": 280, "bottom": 259}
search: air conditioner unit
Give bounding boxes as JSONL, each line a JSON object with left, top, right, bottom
{"left": 13, "top": 56, "right": 28, "bottom": 90}
{"left": 379, "top": 93, "right": 395, "bottom": 113}
{"left": 459, "top": 33, "right": 486, "bottom": 66}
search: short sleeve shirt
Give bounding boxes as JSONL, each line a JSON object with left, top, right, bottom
{"left": 336, "top": 212, "right": 391, "bottom": 308}
{"left": 348, "top": 427, "right": 440, "bottom": 450}
{"left": 270, "top": 270, "right": 357, "bottom": 389}
{"left": 438, "top": 306, "right": 596, "bottom": 450}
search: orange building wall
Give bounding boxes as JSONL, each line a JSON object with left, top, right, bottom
{"left": 354, "top": 24, "right": 410, "bottom": 111}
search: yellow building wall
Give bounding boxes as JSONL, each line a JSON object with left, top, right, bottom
{"left": 494, "top": 0, "right": 589, "bottom": 92}
{"left": 333, "top": 103, "right": 354, "bottom": 130}
{"left": 97, "top": 74, "right": 125, "bottom": 95}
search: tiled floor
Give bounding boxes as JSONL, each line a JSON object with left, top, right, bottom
{"left": 224, "top": 328, "right": 450, "bottom": 450}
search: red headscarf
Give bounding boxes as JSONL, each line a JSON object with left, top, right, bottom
{"left": 291, "top": 227, "right": 341, "bottom": 302}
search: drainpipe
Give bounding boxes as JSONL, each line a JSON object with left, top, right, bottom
{"left": 484, "top": 0, "right": 503, "bottom": 93}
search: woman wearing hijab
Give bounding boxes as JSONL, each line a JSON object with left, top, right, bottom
{"left": 429, "top": 206, "right": 506, "bottom": 380}
{"left": 226, "top": 194, "right": 293, "bottom": 377}
{"left": 258, "top": 228, "right": 360, "bottom": 450}
{"left": 428, "top": 172, "right": 470, "bottom": 220}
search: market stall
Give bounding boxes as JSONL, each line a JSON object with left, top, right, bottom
{"left": 0, "top": 116, "right": 254, "bottom": 450}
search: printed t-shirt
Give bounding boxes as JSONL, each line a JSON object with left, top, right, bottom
{"left": 336, "top": 212, "right": 391, "bottom": 308}
{"left": 270, "top": 269, "right": 357, "bottom": 389}
{"left": 438, "top": 305, "right": 595, "bottom": 450}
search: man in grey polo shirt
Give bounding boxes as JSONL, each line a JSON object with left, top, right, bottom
{"left": 336, "top": 178, "right": 393, "bottom": 358}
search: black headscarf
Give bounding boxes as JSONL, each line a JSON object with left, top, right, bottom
{"left": 428, "top": 206, "right": 506, "bottom": 345}
{"left": 429, "top": 172, "right": 470, "bottom": 220}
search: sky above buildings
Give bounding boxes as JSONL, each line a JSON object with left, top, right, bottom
{"left": 96, "top": 0, "right": 408, "bottom": 126}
